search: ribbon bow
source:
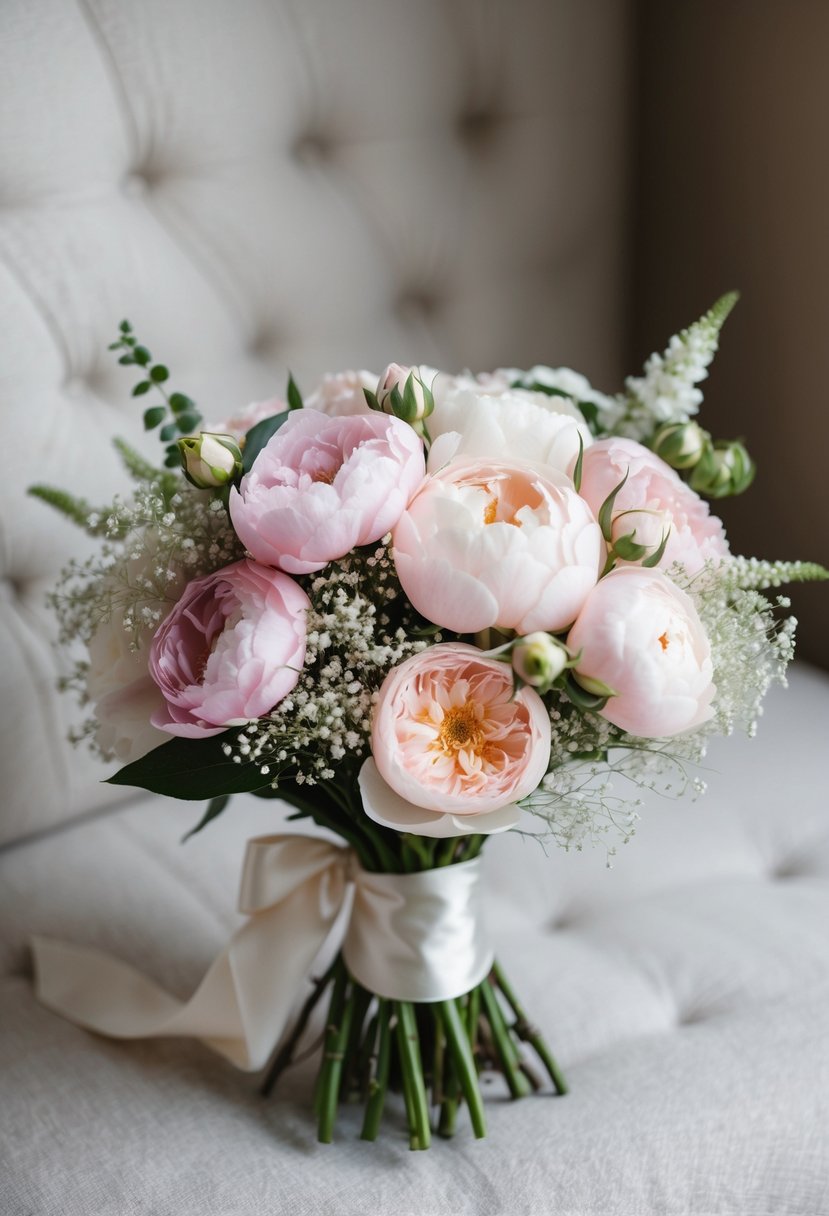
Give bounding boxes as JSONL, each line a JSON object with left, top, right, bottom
{"left": 32, "top": 834, "right": 492, "bottom": 1071}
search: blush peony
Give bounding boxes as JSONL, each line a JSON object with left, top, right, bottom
{"left": 304, "top": 370, "right": 377, "bottom": 417}
{"left": 359, "top": 643, "right": 551, "bottom": 837}
{"left": 566, "top": 566, "right": 716, "bottom": 738}
{"left": 229, "top": 408, "right": 426, "bottom": 575}
{"left": 579, "top": 437, "right": 729, "bottom": 573}
{"left": 149, "top": 558, "right": 309, "bottom": 738}
{"left": 393, "top": 457, "right": 603, "bottom": 635}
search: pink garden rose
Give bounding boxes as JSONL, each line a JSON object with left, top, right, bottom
{"left": 359, "top": 643, "right": 551, "bottom": 837}
{"left": 229, "top": 408, "right": 426, "bottom": 574}
{"left": 393, "top": 457, "right": 603, "bottom": 635}
{"left": 149, "top": 559, "right": 309, "bottom": 738}
{"left": 567, "top": 566, "right": 716, "bottom": 738}
{"left": 579, "top": 437, "right": 729, "bottom": 574}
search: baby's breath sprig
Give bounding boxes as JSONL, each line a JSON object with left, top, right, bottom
{"left": 108, "top": 320, "right": 202, "bottom": 468}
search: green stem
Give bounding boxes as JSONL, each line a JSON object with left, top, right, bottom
{"left": 361, "top": 1000, "right": 392, "bottom": 1141}
{"left": 479, "top": 979, "right": 532, "bottom": 1099}
{"left": 437, "top": 998, "right": 487, "bottom": 1140}
{"left": 261, "top": 956, "right": 338, "bottom": 1096}
{"left": 394, "top": 1001, "right": 432, "bottom": 1151}
{"left": 491, "top": 960, "right": 568, "bottom": 1095}
{"left": 435, "top": 838, "right": 457, "bottom": 867}
{"left": 316, "top": 963, "right": 354, "bottom": 1143}
{"left": 340, "top": 982, "right": 373, "bottom": 1101}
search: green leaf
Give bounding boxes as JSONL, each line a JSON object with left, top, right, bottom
{"left": 612, "top": 531, "right": 649, "bottom": 562}
{"left": 182, "top": 794, "right": 231, "bottom": 842}
{"left": 150, "top": 364, "right": 169, "bottom": 383}
{"left": 642, "top": 530, "right": 670, "bottom": 568}
{"left": 159, "top": 422, "right": 179, "bottom": 442}
{"left": 169, "top": 393, "right": 196, "bottom": 414}
{"left": 573, "top": 432, "right": 584, "bottom": 493}
{"left": 28, "top": 484, "right": 92, "bottom": 529}
{"left": 565, "top": 675, "right": 609, "bottom": 713}
{"left": 132, "top": 380, "right": 152, "bottom": 397}
{"left": 287, "top": 372, "right": 304, "bottom": 412}
{"left": 597, "top": 469, "right": 629, "bottom": 542}
{"left": 242, "top": 410, "right": 290, "bottom": 473}
{"left": 118, "top": 353, "right": 135, "bottom": 365}
{"left": 133, "top": 345, "right": 152, "bottom": 366}
{"left": 107, "top": 732, "right": 274, "bottom": 800}
{"left": 143, "top": 406, "right": 166, "bottom": 430}
{"left": 177, "top": 411, "right": 202, "bottom": 434}
{"left": 363, "top": 388, "right": 380, "bottom": 410}
{"left": 119, "top": 320, "right": 132, "bottom": 333}
{"left": 164, "top": 445, "right": 182, "bottom": 468}
{"left": 577, "top": 400, "right": 601, "bottom": 434}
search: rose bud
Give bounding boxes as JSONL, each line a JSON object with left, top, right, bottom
{"left": 512, "top": 632, "right": 569, "bottom": 691}
{"left": 374, "top": 364, "right": 435, "bottom": 423}
{"left": 689, "top": 439, "right": 755, "bottom": 498}
{"left": 652, "top": 421, "right": 708, "bottom": 470}
{"left": 178, "top": 432, "right": 243, "bottom": 488}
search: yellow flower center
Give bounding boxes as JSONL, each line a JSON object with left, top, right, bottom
{"left": 658, "top": 631, "right": 670, "bottom": 651}
{"left": 437, "top": 704, "right": 484, "bottom": 753}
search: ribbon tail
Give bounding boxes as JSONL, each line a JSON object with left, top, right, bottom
{"left": 32, "top": 873, "right": 343, "bottom": 1072}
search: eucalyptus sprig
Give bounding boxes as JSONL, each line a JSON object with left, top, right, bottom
{"left": 108, "top": 320, "right": 203, "bottom": 468}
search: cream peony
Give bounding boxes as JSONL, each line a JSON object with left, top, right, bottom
{"left": 393, "top": 456, "right": 603, "bottom": 635}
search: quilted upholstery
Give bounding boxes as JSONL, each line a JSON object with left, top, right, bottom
{"left": 2, "top": 3, "right": 829, "bottom": 1215}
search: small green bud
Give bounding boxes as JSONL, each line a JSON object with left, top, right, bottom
{"left": 376, "top": 364, "right": 435, "bottom": 423}
{"left": 652, "top": 420, "right": 708, "bottom": 470}
{"left": 511, "top": 632, "right": 569, "bottom": 692}
{"left": 689, "top": 439, "right": 755, "bottom": 498}
{"left": 178, "top": 432, "right": 243, "bottom": 488}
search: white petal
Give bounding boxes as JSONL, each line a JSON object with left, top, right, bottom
{"left": 358, "top": 758, "right": 522, "bottom": 839}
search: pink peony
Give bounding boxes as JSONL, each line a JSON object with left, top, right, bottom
{"left": 566, "top": 566, "right": 716, "bottom": 738}
{"left": 579, "top": 437, "right": 729, "bottom": 574}
{"left": 359, "top": 643, "right": 551, "bottom": 837}
{"left": 304, "top": 370, "right": 377, "bottom": 417}
{"left": 393, "top": 457, "right": 603, "bottom": 635}
{"left": 209, "top": 398, "right": 287, "bottom": 440}
{"left": 229, "top": 409, "right": 426, "bottom": 575}
{"left": 149, "top": 559, "right": 309, "bottom": 738}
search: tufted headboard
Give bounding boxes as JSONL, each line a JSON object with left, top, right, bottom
{"left": 0, "top": 0, "right": 631, "bottom": 845}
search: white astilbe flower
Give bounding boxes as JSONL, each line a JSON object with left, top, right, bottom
{"left": 618, "top": 292, "right": 739, "bottom": 441}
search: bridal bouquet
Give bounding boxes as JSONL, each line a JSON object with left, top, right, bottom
{"left": 30, "top": 294, "right": 826, "bottom": 1149}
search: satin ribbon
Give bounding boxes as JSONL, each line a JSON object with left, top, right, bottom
{"left": 31, "top": 835, "right": 493, "bottom": 1071}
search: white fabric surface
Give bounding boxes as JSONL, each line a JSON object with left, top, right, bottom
{"left": 2, "top": 665, "right": 828, "bottom": 1215}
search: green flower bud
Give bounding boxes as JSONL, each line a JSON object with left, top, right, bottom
{"left": 178, "top": 432, "right": 243, "bottom": 489}
{"left": 376, "top": 364, "right": 435, "bottom": 423}
{"left": 652, "top": 420, "right": 708, "bottom": 470}
{"left": 689, "top": 439, "right": 755, "bottom": 499}
{"left": 512, "top": 632, "right": 569, "bottom": 691}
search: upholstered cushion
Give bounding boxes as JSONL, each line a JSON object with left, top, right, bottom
{"left": 2, "top": 664, "right": 827, "bottom": 1215}
{"left": 0, "top": 0, "right": 629, "bottom": 844}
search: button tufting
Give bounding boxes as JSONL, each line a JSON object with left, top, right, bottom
{"left": 292, "top": 131, "right": 334, "bottom": 166}
{"left": 457, "top": 107, "right": 502, "bottom": 153}
{"left": 64, "top": 376, "right": 89, "bottom": 398}
{"left": 121, "top": 171, "right": 150, "bottom": 198}
{"left": 395, "top": 285, "right": 441, "bottom": 323}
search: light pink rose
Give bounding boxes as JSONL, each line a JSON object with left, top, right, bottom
{"left": 566, "top": 566, "right": 716, "bottom": 738}
{"left": 209, "top": 398, "right": 286, "bottom": 440}
{"left": 359, "top": 642, "right": 551, "bottom": 837}
{"left": 304, "top": 370, "right": 377, "bottom": 417}
{"left": 393, "top": 457, "right": 603, "bottom": 635}
{"left": 579, "top": 437, "right": 729, "bottom": 574}
{"left": 229, "top": 408, "right": 426, "bottom": 575}
{"left": 149, "top": 558, "right": 309, "bottom": 738}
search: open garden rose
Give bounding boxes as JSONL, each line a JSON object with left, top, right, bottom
{"left": 579, "top": 437, "right": 729, "bottom": 573}
{"left": 567, "top": 566, "right": 716, "bottom": 737}
{"left": 229, "top": 408, "right": 426, "bottom": 574}
{"left": 149, "top": 558, "right": 309, "bottom": 738}
{"left": 359, "top": 643, "right": 551, "bottom": 836}
{"left": 428, "top": 385, "right": 591, "bottom": 477}
{"left": 393, "top": 456, "right": 603, "bottom": 634}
